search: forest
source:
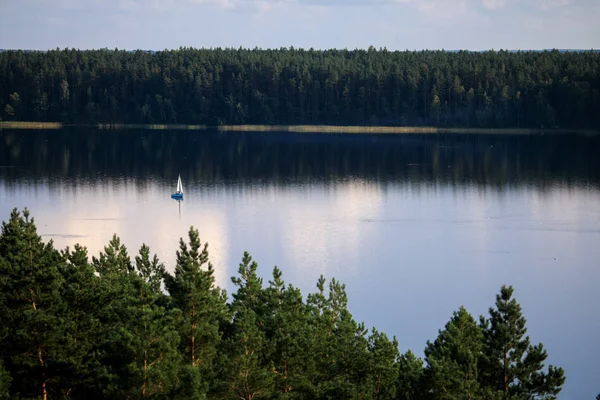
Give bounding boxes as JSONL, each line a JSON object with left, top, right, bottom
{"left": 1, "top": 48, "right": 599, "bottom": 129}
{"left": 0, "top": 208, "right": 571, "bottom": 399}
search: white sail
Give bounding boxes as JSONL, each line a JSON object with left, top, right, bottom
{"left": 177, "top": 175, "right": 183, "bottom": 193}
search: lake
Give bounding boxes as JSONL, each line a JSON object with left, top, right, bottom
{"left": 1, "top": 128, "right": 599, "bottom": 399}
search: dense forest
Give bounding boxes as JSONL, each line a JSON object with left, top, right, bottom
{"left": 0, "top": 208, "right": 569, "bottom": 399}
{"left": 1, "top": 48, "right": 599, "bottom": 129}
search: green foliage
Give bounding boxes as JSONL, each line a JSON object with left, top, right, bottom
{"left": 0, "top": 209, "right": 568, "bottom": 400}
{"left": 479, "top": 285, "right": 565, "bottom": 399}
{"left": 396, "top": 350, "right": 425, "bottom": 400}
{"left": 0, "top": 361, "right": 11, "bottom": 400}
{"left": 220, "top": 252, "right": 274, "bottom": 400}
{"left": 57, "top": 244, "right": 105, "bottom": 397}
{"left": 120, "top": 244, "right": 182, "bottom": 399}
{"left": 3, "top": 104, "right": 14, "bottom": 119}
{"left": 306, "top": 276, "right": 371, "bottom": 399}
{"left": 91, "top": 234, "right": 141, "bottom": 397}
{"left": 424, "top": 306, "right": 483, "bottom": 399}
{"left": 135, "top": 243, "right": 165, "bottom": 295}
{"left": 263, "top": 267, "right": 314, "bottom": 398}
{"left": 164, "top": 227, "right": 228, "bottom": 397}
{"left": 92, "top": 234, "right": 133, "bottom": 276}
{"left": 0, "top": 208, "right": 67, "bottom": 398}
{"left": 367, "top": 329, "right": 400, "bottom": 400}
{"left": 1, "top": 48, "right": 599, "bottom": 128}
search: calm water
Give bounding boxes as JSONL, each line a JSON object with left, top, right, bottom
{"left": 1, "top": 129, "right": 599, "bottom": 398}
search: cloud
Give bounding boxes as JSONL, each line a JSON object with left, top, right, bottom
{"left": 412, "top": 0, "right": 472, "bottom": 21}
{"left": 24, "top": 0, "right": 579, "bottom": 14}
{"left": 33, "top": 0, "right": 83, "bottom": 9}
{"left": 41, "top": 16, "right": 68, "bottom": 26}
{"left": 188, "top": 0, "right": 236, "bottom": 9}
{"left": 110, "top": 14, "right": 142, "bottom": 32}
{"left": 534, "top": 0, "right": 571, "bottom": 11}
{"left": 3, "top": 0, "right": 598, "bottom": 50}
{"left": 481, "top": 0, "right": 506, "bottom": 9}
{"left": 33, "top": 0, "right": 105, "bottom": 10}
{"left": 256, "top": 0, "right": 399, "bottom": 6}
{"left": 118, "top": 0, "right": 140, "bottom": 10}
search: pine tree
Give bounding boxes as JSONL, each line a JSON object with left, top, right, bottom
{"left": 91, "top": 234, "right": 140, "bottom": 397}
{"left": 3, "top": 48, "right": 600, "bottom": 128}
{"left": 396, "top": 350, "right": 424, "bottom": 400}
{"left": 164, "top": 227, "right": 228, "bottom": 397}
{"left": 0, "top": 208, "right": 67, "bottom": 399}
{"left": 0, "top": 207, "right": 580, "bottom": 399}
{"left": 0, "top": 361, "right": 11, "bottom": 400}
{"left": 0, "top": 239, "right": 8, "bottom": 399}
{"left": 367, "top": 328, "right": 400, "bottom": 400}
{"left": 307, "top": 276, "right": 370, "bottom": 400}
{"left": 479, "top": 285, "right": 565, "bottom": 399}
{"left": 57, "top": 244, "right": 104, "bottom": 397}
{"left": 92, "top": 234, "right": 133, "bottom": 276}
{"left": 221, "top": 251, "right": 274, "bottom": 400}
{"left": 122, "top": 244, "right": 182, "bottom": 399}
{"left": 263, "top": 266, "right": 313, "bottom": 398}
{"left": 424, "top": 306, "right": 483, "bottom": 400}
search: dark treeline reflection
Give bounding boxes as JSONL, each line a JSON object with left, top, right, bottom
{"left": 1, "top": 129, "right": 599, "bottom": 189}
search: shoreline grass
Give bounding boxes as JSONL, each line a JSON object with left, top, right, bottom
{"left": 1, "top": 121, "right": 598, "bottom": 136}
{"left": 0, "top": 121, "right": 64, "bottom": 129}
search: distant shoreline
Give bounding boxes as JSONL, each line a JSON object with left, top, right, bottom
{"left": 1, "top": 121, "right": 598, "bottom": 136}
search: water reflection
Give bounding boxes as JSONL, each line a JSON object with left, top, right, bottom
{"left": 1, "top": 129, "right": 599, "bottom": 189}
{"left": 1, "top": 129, "right": 599, "bottom": 399}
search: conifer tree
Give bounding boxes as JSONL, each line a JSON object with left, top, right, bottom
{"left": 122, "top": 244, "right": 182, "bottom": 399}
{"left": 164, "top": 227, "right": 228, "bottom": 397}
{"left": 366, "top": 328, "right": 400, "bottom": 400}
{"left": 305, "top": 275, "right": 333, "bottom": 397}
{"left": 0, "top": 208, "right": 580, "bottom": 400}
{"left": 263, "top": 266, "right": 313, "bottom": 398}
{"left": 221, "top": 251, "right": 274, "bottom": 400}
{"left": 0, "top": 241, "right": 8, "bottom": 399}
{"left": 424, "top": 306, "right": 483, "bottom": 400}
{"left": 479, "top": 285, "right": 565, "bottom": 399}
{"left": 57, "top": 244, "right": 104, "bottom": 397}
{"left": 92, "top": 234, "right": 133, "bottom": 276}
{"left": 91, "top": 234, "right": 140, "bottom": 397}
{"left": 0, "top": 361, "right": 11, "bottom": 400}
{"left": 0, "top": 208, "right": 67, "bottom": 399}
{"left": 307, "top": 276, "right": 370, "bottom": 399}
{"left": 396, "top": 350, "right": 425, "bottom": 400}
{"left": 2, "top": 48, "right": 598, "bottom": 128}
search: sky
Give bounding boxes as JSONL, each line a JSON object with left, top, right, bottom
{"left": 0, "top": 0, "right": 599, "bottom": 51}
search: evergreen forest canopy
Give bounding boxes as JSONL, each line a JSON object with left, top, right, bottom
{"left": 0, "top": 208, "right": 571, "bottom": 399}
{"left": 1, "top": 47, "right": 599, "bottom": 129}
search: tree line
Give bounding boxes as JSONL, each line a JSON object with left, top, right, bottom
{"left": 0, "top": 208, "right": 571, "bottom": 399}
{"left": 1, "top": 48, "right": 599, "bottom": 129}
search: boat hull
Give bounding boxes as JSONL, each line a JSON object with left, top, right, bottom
{"left": 171, "top": 192, "right": 184, "bottom": 200}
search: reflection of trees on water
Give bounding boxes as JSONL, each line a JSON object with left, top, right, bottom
{"left": 1, "top": 129, "right": 599, "bottom": 190}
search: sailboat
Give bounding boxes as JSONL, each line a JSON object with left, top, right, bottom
{"left": 171, "top": 175, "right": 184, "bottom": 200}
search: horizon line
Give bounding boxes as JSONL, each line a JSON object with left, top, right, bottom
{"left": 0, "top": 46, "right": 598, "bottom": 53}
